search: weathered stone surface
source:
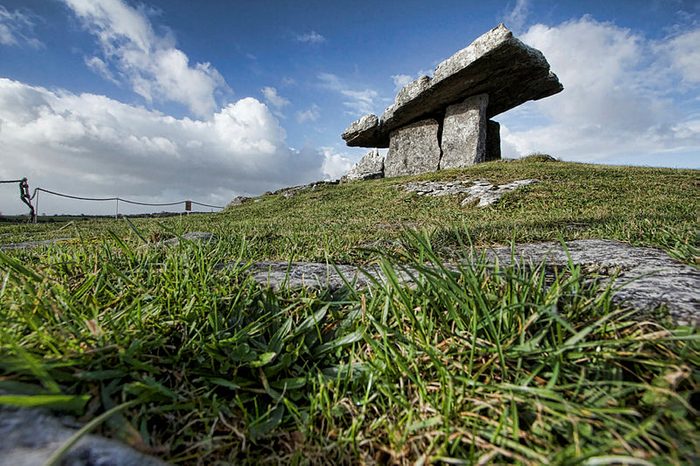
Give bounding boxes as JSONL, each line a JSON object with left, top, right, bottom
{"left": 384, "top": 119, "right": 441, "bottom": 177}
{"left": 0, "top": 238, "right": 71, "bottom": 251}
{"left": 341, "top": 113, "right": 380, "bottom": 147}
{"left": 161, "top": 231, "right": 216, "bottom": 246}
{"left": 342, "top": 149, "right": 385, "bottom": 181}
{"left": 402, "top": 179, "right": 537, "bottom": 207}
{"left": 241, "top": 240, "right": 699, "bottom": 325}
{"left": 0, "top": 406, "right": 168, "bottom": 466}
{"left": 342, "top": 24, "right": 563, "bottom": 148}
{"left": 486, "top": 120, "right": 501, "bottom": 161}
{"left": 460, "top": 179, "right": 538, "bottom": 207}
{"left": 440, "top": 94, "right": 489, "bottom": 169}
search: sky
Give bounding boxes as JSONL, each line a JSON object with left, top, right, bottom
{"left": 0, "top": 0, "right": 698, "bottom": 215}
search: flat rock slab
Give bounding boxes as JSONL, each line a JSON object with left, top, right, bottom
{"left": 343, "top": 24, "right": 563, "bottom": 148}
{"left": 403, "top": 179, "right": 538, "bottom": 207}
{"left": 246, "top": 240, "right": 699, "bottom": 326}
{"left": 0, "top": 238, "right": 72, "bottom": 251}
{"left": 384, "top": 119, "right": 442, "bottom": 177}
{"left": 0, "top": 406, "right": 168, "bottom": 466}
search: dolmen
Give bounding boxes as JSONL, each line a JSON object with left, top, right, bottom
{"left": 341, "top": 24, "right": 563, "bottom": 179}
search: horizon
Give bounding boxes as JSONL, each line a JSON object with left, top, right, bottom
{"left": 1, "top": 0, "right": 699, "bottom": 215}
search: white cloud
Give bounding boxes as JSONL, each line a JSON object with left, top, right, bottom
{"left": 296, "top": 104, "right": 320, "bottom": 123}
{"left": 261, "top": 86, "right": 290, "bottom": 111}
{"left": 320, "top": 148, "right": 353, "bottom": 180}
{"left": 504, "top": 0, "right": 530, "bottom": 33}
{"left": 655, "top": 29, "right": 700, "bottom": 84}
{"left": 296, "top": 31, "right": 325, "bottom": 44}
{"left": 0, "top": 78, "right": 326, "bottom": 214}
{"left": 498, "top": 17, "right": 700, "bottom": 164}
{"left": 391, "top": 74, "right": 413, "bottom": 90}
{"left": 0, "top": 5, "right": 42, "bottom": 48}
{"left": 84, "top": 56, "right": 120, "bottom": 84}
{"left": 63, "top": 0, "right": 228, "bottom": 117}
{"left": 318, "top": 72, "right": 379, "bottom": 116}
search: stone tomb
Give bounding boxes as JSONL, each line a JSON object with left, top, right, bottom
{"left": 342, "top": 24, "right": 562, "bottom": 178}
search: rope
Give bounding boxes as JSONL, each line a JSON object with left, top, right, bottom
{"left": 0, "top": 179, "right": 25, "bottom": 184}
{"left": 31, "top": 187, "right": 225, "bottom": 209}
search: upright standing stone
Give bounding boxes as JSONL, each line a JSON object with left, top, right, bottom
{"left": 384, "top": 119, "right": 441, "bottom": 177}
{"left": 486, "top": 120, "right": 501, "bottom": 162}
{"left": 440, "top": 94, "right": 488, "bottom": 169}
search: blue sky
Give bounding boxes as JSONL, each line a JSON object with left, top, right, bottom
{"left": 0, "top": 0, "right": 698, "bottom": 215}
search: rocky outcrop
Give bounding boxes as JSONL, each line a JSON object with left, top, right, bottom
{"left": 341, "top": 24, "right": 562, "bottom": 178}
{"left": 0, "top": 406, "right": 168, "bottom": 466}
{"left": 242, "top": 240, "right": 699, "bottom": 326}
{"left": 440, "top": 94, "right": 489, "bottom": 169}
{"left": 342, "top": 149, "right": 385, "bottom": 181}
{"left": 384, "top": 119, "right": 442, "bottom": 177}
{"left": 402, "top": 179, "right": 538, "bottom": 207}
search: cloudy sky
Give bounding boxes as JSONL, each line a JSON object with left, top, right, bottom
{"left": 0, "top": 0, "right": 698, "bottom": 215}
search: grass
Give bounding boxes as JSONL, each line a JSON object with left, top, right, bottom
{"left": 0, "top": 159, "right": 698, "bottom": 464}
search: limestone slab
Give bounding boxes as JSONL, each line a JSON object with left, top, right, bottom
{"left": 440, "top": 94, "right": 489, "bottom": 169}
{"left": 384, "top": 119, "right": 441, "bottom": 178}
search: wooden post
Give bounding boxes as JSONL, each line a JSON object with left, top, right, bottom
{"left": 185, "top": 200, "right": 192, "bottom": 212}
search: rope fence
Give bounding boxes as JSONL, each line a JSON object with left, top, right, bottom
{"left": 1, "top": 177, "right": 225, "bottom": 222}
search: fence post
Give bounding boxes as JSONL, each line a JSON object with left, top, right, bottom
{"left": 34, "top": 190, "right": 39, "bottom": 224}
{"left": 115, "top": 198, "right": 119, "bottom": 219}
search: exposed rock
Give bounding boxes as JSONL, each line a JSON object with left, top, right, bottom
{"left": 402, "top": 179, "right": 537, "bottom": 207}
{"left": 342, "top": 149, "right": 385, "bottom": 182}
{"left": 161, "top": 231, "right": 217, "bottom": 246}
{"left": 343, "top": 24, "right": 563, "bottom": 148}
{"left": 480, "top": 240, "right": 700, "bottom": 326}
{"left": 241, "top": 240, "right": 699, "bottom": 325}
{"left": 384, "top": 119, "right": 442, "bottom": 177}
{"left": 440, "top": 94, "right": 489, "bottom": 169}
{"left": 403, "top": 180, "right": 474, "bottom": 197}
{"left": 485, "top": 120, "right": 501, "bottom": 161}
{"left": 228, "top": 196, "right": 251, "bottom": 207}
{"left": 275, "top": 180, "right": 341, "bottom": 198}
{"left": 341, "top": 113, "right": 381, "bottom": 147}
{"left": 460, "top": 179, "right": 538, "bottom": 207}
{"left": 0, "top": 238, "right": 71, "bottom": 251}
{"left": 0, "top": 406, "right": 168, "bottom": 466}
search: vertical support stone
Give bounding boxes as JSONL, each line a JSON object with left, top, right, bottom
{"left": 439, "top": 94, "right": 488, "bottom": 169}
{"left": 485, "top": 120, "right": 501, "bottom": 162}
{"left": 384, "top": 119, "right": 441, "bottom": 177}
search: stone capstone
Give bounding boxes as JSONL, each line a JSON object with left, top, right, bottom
{"left": 342, "top": 24, "right": 563, "bottom": 148}
{"left": 440, "top": 94, "right": 489, "bottom": 169}
{"left": 0, "top": 406, "right": 168, "bottom": 466}
{"left": 239, "top": 240, "right": 699, "bottom": 326}
{"left": 341, "top": 113, "right": 381, "bottom": 148}
{"left": 384, "top": 119, "right": 442, "bottom": 177}
{"left": 342, "top": 149, "right": 385, "bottom": 182}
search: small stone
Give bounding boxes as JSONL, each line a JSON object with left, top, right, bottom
{"left": 384, "top": 119, "right": 441, "bottom": 178}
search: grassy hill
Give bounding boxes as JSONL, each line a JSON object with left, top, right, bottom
{"left": 0, "top": 159, "right": 698, "bottom": 464}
